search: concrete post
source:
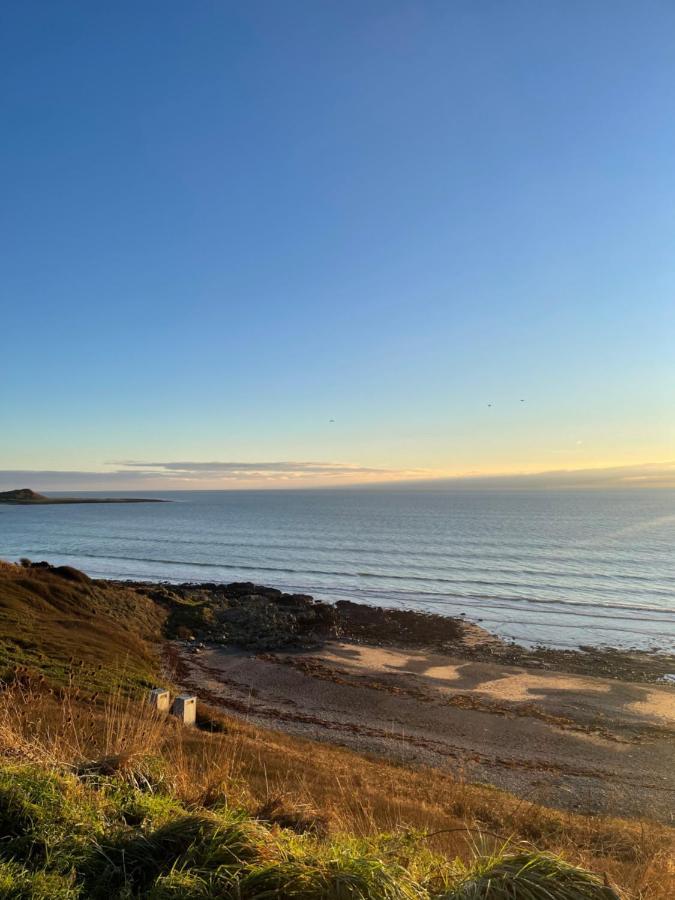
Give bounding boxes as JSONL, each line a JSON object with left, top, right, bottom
{"left": 148, "top": 688, "right": 171, "bottom": 713}
{"left": 172, "top": 694, "right": 197, "bottom": 726}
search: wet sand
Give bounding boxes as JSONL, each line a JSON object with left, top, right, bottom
{"left": 176, "top": 640, "right": 675, "bottom": 824}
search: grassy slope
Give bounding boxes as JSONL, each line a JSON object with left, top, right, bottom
{"left": 0, "top": 762, "right": 624, "bottom": 899}
{"left": 0, "top": 561, "right": 164, "bottom": 693}
{"left": 0, "top": 561, "right": 671, "bottom": 898}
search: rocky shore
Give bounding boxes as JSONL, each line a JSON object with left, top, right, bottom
{"left": 124, "top": 579, "right": 675, "bottom": 685}
{"left": 132, "top": 580, "right": 472, "bottom": 647}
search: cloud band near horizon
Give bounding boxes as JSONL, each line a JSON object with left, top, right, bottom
{"left": 0, "top": 460, "right": 674, "bottom": 491}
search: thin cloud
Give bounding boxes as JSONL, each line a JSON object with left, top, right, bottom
{"left": 0, "top": 460, "right": 426, "bottom": 490}
{"left": 0, "top": 469, "right": 165, "bottom": 489}
{"left": 0, "top": 461, "right": 674, "bottom": 491}
{"left": 366, "top": 461, "right": 675, "bottom": 491}
{"left": 114, "top": 460, "right": 414, "bottom": 479}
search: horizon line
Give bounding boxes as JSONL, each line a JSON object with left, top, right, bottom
{"left": 1, "top": 459, "right": 675, "bottom": 492}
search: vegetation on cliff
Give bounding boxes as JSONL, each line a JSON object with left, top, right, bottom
{"left": 0, "top": 560, "right": 163, "bottom": 693}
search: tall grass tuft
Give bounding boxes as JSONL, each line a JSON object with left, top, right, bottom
{"left": 448, "top": 849, "right": 621, "bottom": 899}
{"left": 0, "top": 680, "right": 169, "bottom": 779}
{"left": 81, "top": 810, "right": 265, "bottom": 897}
{"left": 234, "top": 849, "right": 427, "bottom": 899}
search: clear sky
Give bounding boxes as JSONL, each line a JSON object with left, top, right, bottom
{"left": 2, "top": 1, "right": 674, "bottom": 489}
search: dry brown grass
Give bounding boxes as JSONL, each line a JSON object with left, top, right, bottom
{"left": 0, "top": 681, "right": 168, "bottom": 775}
{"left": 188, "top": 712, "right": 674, "bottom": 899}
{"left": 0, "top": 685, "right": 671, "bottom": 899}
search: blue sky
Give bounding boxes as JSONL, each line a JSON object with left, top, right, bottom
{"left": 2, "top": 1, "right": 674, "bottom": 488}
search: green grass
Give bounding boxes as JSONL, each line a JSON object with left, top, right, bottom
{"left": 448, "top": 850, "right": 619, "bottom": 899}
{"left": 0, "top": 860, "right": 77, "bottom": 899}
{"left": 0, "top": 561, "right": 164, "bottom": 694}
{"left": 0, "top": 763, "right": 620, "bottom": 899}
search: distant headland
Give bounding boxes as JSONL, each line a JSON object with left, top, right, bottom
{"left": 0, "top": 488, "right": 167, "bottom": 505}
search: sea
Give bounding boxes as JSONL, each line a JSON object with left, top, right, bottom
{"left": 1, "top": 489, "right": 674, "bottom": 652}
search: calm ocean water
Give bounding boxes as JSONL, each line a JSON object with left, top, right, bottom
{"left": 1, "top": 489, "right": 674, "bottom": 651}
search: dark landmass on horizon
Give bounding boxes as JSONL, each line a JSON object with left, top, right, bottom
{"left": 0, "top": 488, "right": 168, "bottom": 505}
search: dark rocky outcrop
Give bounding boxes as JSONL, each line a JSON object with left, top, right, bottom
{"left": 334, "top": 599, "right": 463, "bottom": 645}
{"left": 0, "top": 488, "right": 167, "bottom": 504}
{"left": 143, "top": 581, "right": 338, "bottom": 651}
{"left": 0, "top": 488, "right": 48, "bottom": 503}
{"left": 133, "top": 581, "right": 467, "bottom": 652}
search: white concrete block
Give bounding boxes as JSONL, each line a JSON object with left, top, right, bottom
{"left": 172, "top": 694, "right": 197, "bottom": 726}
{"left": 148, "top": 688, "right": 171, "bottom": 713}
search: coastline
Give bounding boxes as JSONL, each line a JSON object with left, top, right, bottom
{"left": 123, "top": 577, "right": 675, "bottom": 823}
{"left": 4, "top": 560, "right": 674, "bottom": 824}
{"left": 4, "top": 487, "right": 674, "bottom": 653}
{"left": 126, "top": 578, "right": 675, "bottom": 683}
{"left": 1, "top": 559, "right": 671, "bottom": 897}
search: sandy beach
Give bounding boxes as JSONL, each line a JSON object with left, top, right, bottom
{"left": 175, "top": 638, "right": 675, "bottom": 824}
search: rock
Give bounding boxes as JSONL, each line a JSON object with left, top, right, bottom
{"left": 154, "top": 579, "right": 471, "bottom": 655}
